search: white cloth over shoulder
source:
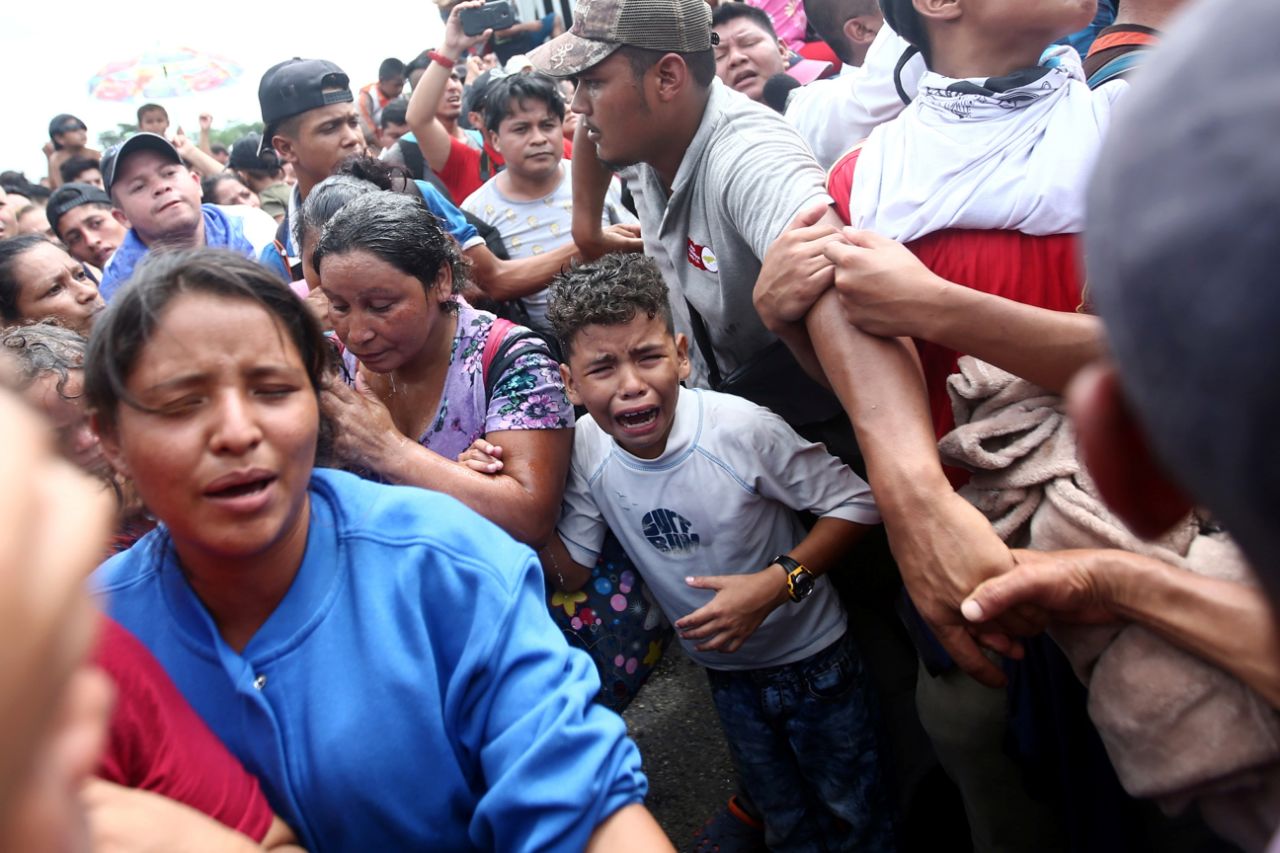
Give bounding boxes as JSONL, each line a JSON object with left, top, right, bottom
{"left": 785, "top": 25, "right": 923, "bottom": 170}
{"left": 851, "top": 46, "right": 1125, "bottom": 243}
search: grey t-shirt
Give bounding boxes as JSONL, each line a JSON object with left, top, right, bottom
{"left": 621, "top": 80, "right": 833, "bottom": 388}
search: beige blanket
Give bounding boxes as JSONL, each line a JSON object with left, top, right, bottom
{"left": 939, "top": 356, "right": 1280, "bottom": 851}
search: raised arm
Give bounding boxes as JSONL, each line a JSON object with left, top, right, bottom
{"left": 570, "top": 121, "right": 644, "bottom": 259}
{"left": 465, "top": 242, "right": 579, "bottom": 302}
{"left": 406, "top": 1, "right": 491, "bottom": 173}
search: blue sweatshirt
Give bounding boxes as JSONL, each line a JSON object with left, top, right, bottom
{"left": 93, "top": 469, "right": 646, "bottom": 852}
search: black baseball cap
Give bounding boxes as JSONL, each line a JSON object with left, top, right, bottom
{"left": 229, "top": 133, "right": 278, "bottom": 171}
{"left": 258, "top": 58, "right": 353, "bottom": 155}
{"left": 100, "top": 133, "right": 183, "bottom": 196}
{"left": 45, "top": 183, "right": 113, "bottom": 239}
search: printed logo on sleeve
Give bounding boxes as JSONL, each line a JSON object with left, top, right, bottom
{"left": 686, "top": 238, "right": 719, "bottom": 274}
{"left": 641, "top": 508, "right": 701, "bottom": 554}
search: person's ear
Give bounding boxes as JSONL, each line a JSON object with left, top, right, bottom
{"left": 674, "top": 332, "right": 691, "bottom": 381}
{"left": 844, "top": 14, "right": 882, "bottom": 46}
{"left": 432, "top": 264, "right": 455, "bottom": 303}
{"left": 110, "top": 209, "right": 130, "bottom": 228}
{"left": 559, "top": 362, "right": 583, "bottom": 406}
{"left": 653, "top": 53, "right": 690, "bottom": 103}
{"left": 272, "top": 134, "right": 298, "bottom": 166}
{"left": 90, "top": 414, "right": 129, "bottom": 480}
{"left": 914, "top": 0, "right": 961, "bottom": 25}
{"left": 486, "top": 128, "right": 501, "bottom": 154}
{"left": 777, "top": 38, "right": 790, "bottom": 63}
{"left": 1069, "top": 361, "right": 1194, "bottom": 539}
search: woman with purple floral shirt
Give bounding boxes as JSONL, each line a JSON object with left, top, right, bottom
{"left": 314, "top": 192, "right": 573, "bottom": 548}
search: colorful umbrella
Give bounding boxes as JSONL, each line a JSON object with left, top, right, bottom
{"left": 88, "top": 47, "right": 242, "bottom": 103}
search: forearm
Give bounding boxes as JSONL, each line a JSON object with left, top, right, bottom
{"left": 806, "top": 290, "right": 951, "bottom": 518}
{"left": 370, "top": 438, "right": 561, "bottom": 546}
{"left": 1111, "top": 553, "right": 1280, "bottom": 708}
{"left": 182, "top": 145, "right": 224, "bottom": 179}
{"left": 198, "top": 127, "right": 213, "bottom": 156}
{"left": 539, "top": 533, "right": 595, "bottom": 592}
{"left": 405, "top": 56, "right": 455, "bottom": 172}
{"left": 467, "top": 242, "right": 578, "bottom": 302}
{"left": 923, "top": 284, "right": 1104, "bottom": 393}
{"left": 789, "top": 517, "right": 871, "bottom": 579}
{"left": 570, "top": 122, "right": 612, "bottom": 257}
{"left": 585, "top": 804, "right": 675, "bottom": 853}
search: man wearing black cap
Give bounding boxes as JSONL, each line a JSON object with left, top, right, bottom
{"left": 45, "top": 182, "right": 129, "bottom": 271}
{"left": 97, "top": 133, "right": 287, "bottom": 301}
{"left": 229, "top": 134, "right": 291, "bottom": 223}
{"left": 44, "top": 114, "right": 101, "bottom": 190}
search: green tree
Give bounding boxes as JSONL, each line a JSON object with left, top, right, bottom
{"left": 97, "top": 123, "right": 136, "bottom": 149}
{"left": 96, "top": 120, "right": 264, "bottom": 151}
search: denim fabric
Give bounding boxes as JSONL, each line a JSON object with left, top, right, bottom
{"left": 706, "top": 632, "right": 896, "bottom": 852}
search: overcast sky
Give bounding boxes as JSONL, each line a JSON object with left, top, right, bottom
{"left": 2, "top": 1, "right": 446, "bottom": 179}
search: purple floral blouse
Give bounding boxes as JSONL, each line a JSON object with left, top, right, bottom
{"left": 346, "top": 302, "right": 574, "bottom": 461}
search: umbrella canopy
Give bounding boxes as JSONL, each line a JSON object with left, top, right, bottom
{"left": 88, "top": 47, "right": 242, "bottom": 102}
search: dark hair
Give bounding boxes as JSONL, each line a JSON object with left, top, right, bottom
{"left": 201, "top": 173, "right": 247, "bottom": 205}
{"left": 293, "top": 154, "right": 414, "bottom": 248}
{"left": 0, "top": 321, "right": 86, "bottom": 397}
{"left": 136, "top": 103, "right": 168, "bottom": 124}
{"left": 618, "top": 45, "right": 717, "bottom": 88}
{"left": 297, "top": 174, "right": 380, "bottom": 254}
{"left": 0, "top": 235, "right": 52, "bottom": 324}
{"left": 483, "top": 73, "right": 565, "bottom": 133}
{"left": 59, "top": 156, "right": 101, "bottom": 186}
{"left": 312, "top": 193, "right": 465, "bottom": 306}
{"left": 548, "top": 253, "right": 674, "bottom": 356}
{"left": 711, "top": 3, "right": 779, "bottom": 40}
{"left": 803, "top": 0, "right": 881, "bottom": 65}
{"left": 379, "top": 57, "right": 407, "bottom": 81}
{"left": 380, "top": 99, "right": 409, "bottom": 129}
{"left": 406, "top": 50, "right": 432, "bottom": 76}
{"left": 211, "top": 143, "right": 230, "bottom": 157}
{"left": 83, "top": 249, "right": 329, "bottom": 432}
{"left": 880, "top": 0, "right": 931, "bottom": 64}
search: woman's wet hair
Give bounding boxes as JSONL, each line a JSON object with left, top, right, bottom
{"left": 0, "top": 321, "right": 86, "bottom": 397}
{"left": 84, "top": 248, "right": 330, "bottom": 432}
{"left": 312, "top": 192, "right": 466, "bottom": 306}
{"left": 0, "top": 235, "right": 52, "bottom": 324}
{"left": 296, "top": 174, "right": 381, "bottom": 254}
{"left": 293, "top": 156, "right": 414, "bottom": 251}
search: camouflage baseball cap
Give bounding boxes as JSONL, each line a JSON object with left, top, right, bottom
{"left": 529, "top": 0, "right": 717, "bottom": 78}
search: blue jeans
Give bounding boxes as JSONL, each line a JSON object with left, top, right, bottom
{"left": 706, "top": 633, "right": 895, "bottom": 852}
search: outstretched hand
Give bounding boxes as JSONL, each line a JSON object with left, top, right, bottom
{"left": 444, "top": 0, "right": 495, "bottom": 56}
{"left": 963, "top": 549, "right": 1128, "bottom": 629}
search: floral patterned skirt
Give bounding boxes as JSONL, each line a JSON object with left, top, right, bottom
{"left": 546, "top": 530, "right": 672, "bottom": 713}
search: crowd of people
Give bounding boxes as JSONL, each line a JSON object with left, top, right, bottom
{"left": 2, "top": 0, "right": 1279, "bottom": 851}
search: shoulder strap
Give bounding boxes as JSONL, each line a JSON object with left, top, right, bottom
{"left": 1086, "top": 51, "right": 1145, "bottom": 89}
{"left": 273, "top": 217, "right": 303, "bottom": 282}
{"left": 684, "top": 299, "right": 724, "bottom": 389}
{"left": 482, "top": 318, "right": 554, "bottom": 404}
{"left": 894, "top": 46, "right": 921, "bottom": 106}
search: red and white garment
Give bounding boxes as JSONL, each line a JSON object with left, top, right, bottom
{"left": 848, "top": 46, "right": 1126, "bottom": 242}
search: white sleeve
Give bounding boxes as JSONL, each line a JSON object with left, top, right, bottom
{"left": 784, "top": 25, "right": 925, "bottom": 170}
{"left": 731, "top": 404, "right": 881, "bottom": 525}
{"left": 556, "top": 449, "right": 608, "bottom": 567}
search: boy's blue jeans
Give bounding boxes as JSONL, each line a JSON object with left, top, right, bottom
{"left": 706, "top": 632, "right": 895, "bottom": 852}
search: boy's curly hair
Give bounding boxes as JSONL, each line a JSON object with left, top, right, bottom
{"left": 547, "top": 254, "right": 674, "bottom": 356}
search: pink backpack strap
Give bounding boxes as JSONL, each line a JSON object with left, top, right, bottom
{"left": 481, "top": 317, "right": 516, "bottom": 381}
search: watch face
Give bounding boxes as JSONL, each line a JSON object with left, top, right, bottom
{"left": 791, "top": 568, "right": 816, "bottom": 600}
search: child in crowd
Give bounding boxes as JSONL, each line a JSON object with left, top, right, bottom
{"left": 136, "top": 103, "right": 170, "bottom": 136}
{"left": 536, "top": 253, "right": 894, "bottom": 851}
{"left": 44, "top": 113, "right": 100, "bottom": 189}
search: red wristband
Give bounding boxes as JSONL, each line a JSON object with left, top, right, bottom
{"left": 428, "top": 50, "right": 457, "bottom": 70}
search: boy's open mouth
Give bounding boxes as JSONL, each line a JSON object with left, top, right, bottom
{"left": 617, "top": 407, "right": 659, "bottom": 429}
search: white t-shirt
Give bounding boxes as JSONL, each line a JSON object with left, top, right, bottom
{"left": 558, "top": 387, "right": 880, "bottom": 671}
{"left": 461, "top": 162, "right": 634, "bottom": 332}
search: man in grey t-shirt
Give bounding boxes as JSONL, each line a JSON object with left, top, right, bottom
{"left": 531, "top": 0, "right": 843, "bottom": 399}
